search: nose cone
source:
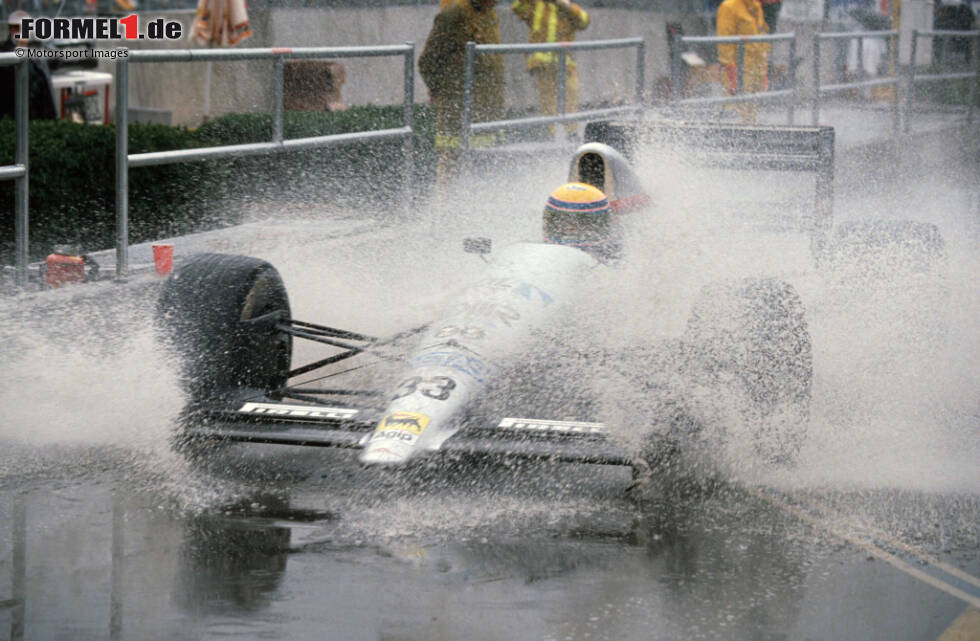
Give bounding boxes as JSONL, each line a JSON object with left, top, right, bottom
{"left": 359, "top": 445, "right": 412, "bottom": 466}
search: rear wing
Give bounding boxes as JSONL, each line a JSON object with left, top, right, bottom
{"left": 585, "top": 120, "right": 835, "bottom": 251}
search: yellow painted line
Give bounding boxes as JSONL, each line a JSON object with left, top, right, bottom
{"left": 936, "top": 607, "right": 980, "bottom": 641}
{"left": 791, "top": 490, "right": 980, "bottom": 591}
{"left": 747, "top": 487, "right": 980, "bottom": 609}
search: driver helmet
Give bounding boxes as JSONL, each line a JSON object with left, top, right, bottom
{"left": 543, "top": 182, "right": 614, "bottom": 256}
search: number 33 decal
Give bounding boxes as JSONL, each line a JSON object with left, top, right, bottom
{"left": 392, "top": 376, "right": 457, "bottom": 401}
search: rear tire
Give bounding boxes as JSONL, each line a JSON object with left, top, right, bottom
{"left": 683, "top": 278, "right": 812, "bottom": 465}
{"left": 819, "top": 219, "right": 945, "bottom": 281}
{"left": 155, "top": 253, "right": 292, "bottom": 405}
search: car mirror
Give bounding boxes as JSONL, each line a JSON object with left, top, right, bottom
{"left": 463, "top": 237, "right": 492, "bottom": 256}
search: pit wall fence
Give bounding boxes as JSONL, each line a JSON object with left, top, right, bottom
{"left": 2, "top": 29, "right": 978, "bottom": 286}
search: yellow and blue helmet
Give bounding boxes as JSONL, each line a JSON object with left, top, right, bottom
{"left": 543, "top": 182, "right": 614, "bottom": 255}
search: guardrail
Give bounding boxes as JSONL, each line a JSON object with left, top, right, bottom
{"left": 0, "top": 53, "right": 30, "bottom": 288}
{"left": 460, "top": 37, "right": 645, "bottom": 150}
{"left": 671, "top": 33, "right": 798, "bottom": 124}
{"left": 904, "top": 29, "right": 980, "bottom": 132}
{"left": 114, "top": 43, "right": 416, "bottom": 278}
{"left": 812, "top": 30, "right": 901, "bottom": 132}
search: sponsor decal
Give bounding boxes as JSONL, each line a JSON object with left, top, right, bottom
{"left": 497, "top": 417, "right": 605, "bottom": 435}
{"left": 449, "top": 301, "right": 521, "bottom": 327}
{"left": 238, "top": 402, "right": 358, "bottom": 420}
{"left": 372, "top": 412, "right": 431, "bottom": 444}
{"left": 510, "top": 282, "right": 554, "bottom": 307}
{"left": 409, "top": 350, "right": 497, "bottom": 383}
{"left": 392, "top": 376, "right": 457, "bottom": 401}
{"left": 433, "top": 325, "right": 487, "bottom": 341}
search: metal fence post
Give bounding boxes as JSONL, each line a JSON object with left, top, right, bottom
{"left": 635, "top": 40, "right": 646, "bottom": 106}
{"left": 891, "top": 29, "right": 900, "bottom": 135}
{"left": 402, "top": 42, "right": 415, "bottom": 214}
{"left": 737, "top": 42, "right": 745, "bottom": 94}
{"left": 115, "top": 52, "right": 129, "bottom": 279}
{"left": 812, "top": 35, "right": 821, "bottom": 125}
{"left": 14, "top": 60, "right": 29, "bottom": 289}
{"left": 273, "top": 56, "right": 284, "bottom": 144}
{"left": 671, "top": 36, "right": 683, "bottom": 101}
{"left": 557, "top": 48, "right": 567, "bottom": 141}
{"left": 461, "top": 42, "right": 475, "bottom": 153}
{"left": 969, "top": 33, "right": 979, "bottom": 123}
{"left": 904, "top": 30, "right": 918, "bottom": 133}
{"left": 788, "top": 34, "right": 797, "bottom": 124}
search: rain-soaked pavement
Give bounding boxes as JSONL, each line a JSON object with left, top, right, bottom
{"left": 1, "top": 119, "right": 978, "bottom": 640}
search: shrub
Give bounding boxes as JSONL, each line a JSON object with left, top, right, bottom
{"left": 0, "top": 118, "right": 229, "bottom": 263}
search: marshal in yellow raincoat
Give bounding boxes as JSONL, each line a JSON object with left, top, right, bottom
{"left": 716, "top": 0, "right": 770, "bottom": 122}
{"left": 512, "top": 0, "right": 589, "bottom": 134}
{"left": 419, "top": 0, "right": 505, "bottom": 186}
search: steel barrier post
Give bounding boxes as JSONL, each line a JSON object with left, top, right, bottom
{"left": 14, "top": 60, "right": 29, "bottom": 288}
{"left": 636, "top": 40, "right": 646, "bottom": 105}
{"left": 11, "top": 495, "right": 25, "bottom": 641}
{"left": 969, "top": 33, "right": 978, "bottom": 123}
{"left": 812, "top": 36, "right": 821, "bottom": 125}
{"left": 273, "top": 56, "right": 284, "bottom": 143}
{"left": 557, "top": 48, "right": 567, "bottom": 141}
{"left": 402, "top": 43, "right": 415, "bottom": 213}
{"left": 461, "top": 42, "right": 475, "bottom": 153}
{"left": 788, "top": 35, "right": 797, "bottom": 124}
{"left": 671, "top": 37, "right": 683, "bottom": 100}
{"left": 737, "top": 43, "right": 745, "bottom": 94}
{"left": 857, "top": 35, "right": 865, "bottom": 86}
{"left": 115, "top": 53, "right": 129, "bottom": 279}
{"left": 904, "top": 30, "right": 918, "bottom": 133}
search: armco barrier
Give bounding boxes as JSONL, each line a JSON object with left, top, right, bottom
{"left": 461, "top": 38, "right": 645, "bottom": 150}
{"left": 812, "top": 30, "right": 901, "bottom": 132}
{"left": 905, "top": 29, "right": 980, "bottom": 132}
{"left": 114, "top": 44, "right": 416, "bottom": 279}
{"left": 0, "top": 53, "right": 30, "bottom": 288}
{"left": 672, "top": 32, "right": 798, "bottom": 125}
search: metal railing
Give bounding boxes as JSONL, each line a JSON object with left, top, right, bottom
{"left": 460, "top": 37, "right": 645, "bottom": 150}
{"left": 812, "top": 30, "right": 901, "bottom": 132}
{"left": 114, "top": 43, "right": 416, "bottom": 278}
{"left": 672, "top": 32, "right": 798, "bottom": 124}
{"left": 904, "top": 29, "right": 980, "bottom": 132}
{"left": 0, "top": 53, "right": 30, "bottom": 288}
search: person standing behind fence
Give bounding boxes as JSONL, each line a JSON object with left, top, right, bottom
{"left": 1, "top": 10, "right": 57, "bottom": 121}
{"left": 716, "top": 0, "right": 770, "bottom": 123}
{"left": 419, "top": 0, "right": 505, "bottom": 190}
{"left": 512, "top": 0, "right": 590, "bottom": 137}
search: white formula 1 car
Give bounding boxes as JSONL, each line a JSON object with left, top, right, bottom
{"left": 156, "top": 138, "right": 813, "bottom": 478}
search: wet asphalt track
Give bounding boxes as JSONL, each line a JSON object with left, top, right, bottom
{"left": 0, "top": 125, "right": 978, "bottom": 641}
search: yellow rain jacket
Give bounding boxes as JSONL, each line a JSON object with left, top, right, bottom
{"left": 419, "top": 0, "right": 505, "bottom": 135}
{"left": 511, "top": 0, "right": 590, "bottom": 70}
{"left": 716, "top": 0, "right": 770, "bottom": 92}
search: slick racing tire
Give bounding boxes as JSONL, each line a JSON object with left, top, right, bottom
{"left": 684, "top": 278, "right": 812, "bottom": 465}
{"left": 156, "top": 253, "right": 292, "bottom": 405}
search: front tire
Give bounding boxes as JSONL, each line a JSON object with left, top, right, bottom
{"left": 155, "top": 253, "right": 292, "bottom": 405}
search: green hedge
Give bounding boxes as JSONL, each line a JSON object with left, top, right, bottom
{"left": 0, "top": 104, "right": 438, "bottom": 264}
{"left": 0, "top": 118, "right": 230, "bottom": 263}
{"left": 194, "top": 105, "right": 438, "bottom": 208}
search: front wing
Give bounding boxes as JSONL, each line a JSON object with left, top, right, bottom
{"left": 183, "top": 399, "right": 637, "bottom": 467}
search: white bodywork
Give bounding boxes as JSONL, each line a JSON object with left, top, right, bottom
{"left": 360, "top": 243, "right": 597, "bottom": 465}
